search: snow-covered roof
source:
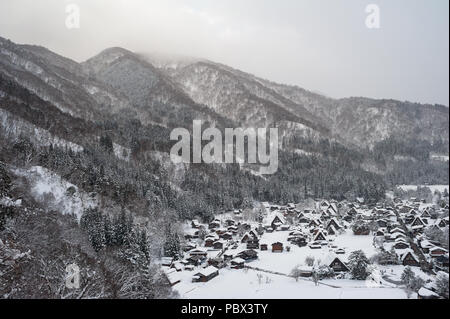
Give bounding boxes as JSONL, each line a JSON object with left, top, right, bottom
{"left": 401, "top": 249, "right": 419, "bottom": 262}
{"left": 195, "top": 266, "right": 219, "bottom": 277}
{"left": 231, "top": 257, "right": 245, "bottom": 264}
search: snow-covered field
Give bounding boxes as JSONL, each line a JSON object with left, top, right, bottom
{"left": 397, "top": 185, "right": 449, "bottom": 193}
{"left": 173, "top": 268, "right": 410, "bottom": 299}
{"left": 245, "top": 230, "right": 377, "bottom": 274}
{"left": 174, "top": 223, "right": 413, "bottom": 299}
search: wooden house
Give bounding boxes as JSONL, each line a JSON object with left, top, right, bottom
{"left": 328, "top": 257, "right": 349, "bottom": 272}
{"left": 272, "top": 242, "right": 284, "bottom": 253}
{"left": 401, "top": 250, "right": 420, "bottom": 267}
{"left": 192, "top": 266, "right": 219, "bottom": 283}
{"left": 237, "top": 249, "right": 258, "bottom": 261}
{"left": 230, "top": 258, "right": 245, "bottom": 269}
{"left": 247, "top": 239, "right": 260, "bottom": 249}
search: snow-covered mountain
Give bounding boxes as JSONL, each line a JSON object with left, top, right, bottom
{"left": 147, "top": 53, "right": 449, "bottom": 149}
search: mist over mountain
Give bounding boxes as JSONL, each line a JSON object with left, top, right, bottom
{"left": 1, "top": 36, "right": 448, "bottom": 298}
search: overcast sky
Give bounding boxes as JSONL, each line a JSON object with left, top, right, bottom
{"left": 0, "top": 0, "right": 448, "bottom": 105}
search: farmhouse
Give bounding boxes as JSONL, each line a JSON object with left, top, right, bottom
{"left": 230, "top": 258, "right": 245, "bottom": 269}
{"left": 401, "top": 250, "right": 420, "bottom": 267}
{"left": 411, "top": 217, "right": 425, "bottom": 227}
{"left": 192, "top": 266, "right": 219, "bottom": 283}
{"left": 327, "top": 225, "right": 337, "bottom": 236}
{"left": 429, "top": 247, "right": 448, "bottom": 258}
{"left": 271, "top": 214, "right": 286, "bottom": 230}
{"left": 247, "top": 239, "right": 260, "bottom": 249}
{"left": 394, "top": 239, "right": 409, "bottom": 250}
{"left": 189, "top": 247, "right": 208, "bottom": 258}
{"left": 272, "top": 242, "right": 284, "bottom": 253}
{"left": 313, "top": 231, "right": 327, "bottom": 242}
{"left": 327, "top": 218, "right": 341, "bottom": 230}
{"left": 164, "top": 269, "right": 182, "bottom": 286}
{"left": 213, "top": 240, "right": 225, "bottom": 250}
{"left": 328, "top": 257, "right": 349, "bottom": 272}
{"left": 237, "top": 249, "right": 258, "bottom": 261}
{"left": 161, "top": 257, "right": 174, "bottom": 267}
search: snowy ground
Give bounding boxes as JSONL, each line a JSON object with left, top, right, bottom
{"left": 243, "top": 230, "right": 377, "bottom": 274}
{"left": 397, "top": 185, "right": 449, "bottom": 193}
{"left": 173, "top": 268, "right": 411, "bottom": 299}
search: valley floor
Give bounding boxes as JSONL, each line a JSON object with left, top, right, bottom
{"left": 174, "top": 268, "right": 411, "bottom": 299}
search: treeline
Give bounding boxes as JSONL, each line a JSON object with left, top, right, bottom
{"left": 372, "top": 136, "right": 448, "bottom": 164}
{"left": 0, "top": 163, "right": 175, "bottom": 299}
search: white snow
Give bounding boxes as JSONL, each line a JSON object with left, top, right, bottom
{"left": 14, "top": 166, "right": 97, "bottom": 221}
{"left": 174, "top": 268, "right": 411, "bottom": 299}
{"left": 397, "top": 185, "right": 449, "bottom": 193}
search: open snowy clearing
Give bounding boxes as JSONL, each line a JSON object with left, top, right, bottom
{"left": 397, "top": 185, "right": 449, "bottom": 193}
{"left": 174, "top": 268, "right": 411, "bottom": 299}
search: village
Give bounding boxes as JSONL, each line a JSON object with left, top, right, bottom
{"left": 161, "top": 194, "right": 449, "bottom": 299}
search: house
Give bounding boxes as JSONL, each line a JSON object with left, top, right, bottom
{"left": 347, "top": 207, "right": 358, "bottom": 216}
{"left": 170, "top": 261, "right": 184, "bottom": 272}
{"left": 260, "top": 244, "right": 268, "bottom": 251}
{"left": 394, "top": 239, "right": 409, "bottom": 250}
{"left": 327, "top": 218, "right": 341, "bottom": 230}
{"left": 237, "top": 249, "right": 258, "bottom": 261}
{"left": 419, "top": 240, "right": 434, "bottom": 254}
{"left": 247, "top": 239, "right": 260, "bottom": 249}
{"left": 209, "top": 220, "right": 221, "bottom": 229}
{"left": 411, "top": 217, "right": 425, "bottom": 227}
{"left": 204, "top": 238, "right": 216, "bottom": 247}
{"left": 230, "top": 257, "right": 245, "bottom": 269}
{"left": 161, "top": 257, "right": 174, "bottom": 267}
{"left": 189, "top": 247, "right": 208, "bottom": 258}
{"left": 223, "top": 253, "right": 234, "bottom": 261}
{"left": 313, "top": 231, "right": 327, "bottom": 242}
{"left": 213, "top": 240, "right": 225, "bottom": 250}
{"left": 327, "top": 225, "right": 337, "bottom": 236}
{"left": 271, "top": 214, "right": 285, "bottom": 230}
{"left": 377, "top": 219, "right": 388, "bottom": 228}
{"left": 429, "top": 247, "right": 448, "bottom": 258}
{"left": 208, "top": 257, "right": 224, "bottom": 268}
{"left": 164, "top": 269, "right": 182, "bottom": 286}
{"left": 328, "top": 257, "right": 349, "bottom": 272}
{"left": 272, "top": 242, "right": 284, "bottom": 253}
{"left": 401, "top": 250, "right": 420, "bottom": 267}
{"left": 298, "top": 215, "right": 310, "bottom": 224}
{"left": 192, "top": 266, "right": 219, "bottom": 283}
{"left": 421, "top": 210, "right": 432, "bottom": 218}
{"left": 390, "top": 227, "right": 405, "bottom": 234}
{"left": 225, "top": 219, "right": 235, "bottom": 226}
{"left": 434, "top": 255, "right": 449, "bottom": 268}
{"left": 241, "top": 233, "right": 253, "bottom": 243}
{"left": 309, "top": 219, "right": 321, "bottom": 228}
{"left": 220, "top": 232, "right": 233, "bottom": 240}
{"left": 187, "top": 255, "right": 204, "bottom": 266}
{"left": 437, "top": 218, "right": 448, "bottom": 228}
{"left": 335, "top": 248, "right": 345, "bottom": 254}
